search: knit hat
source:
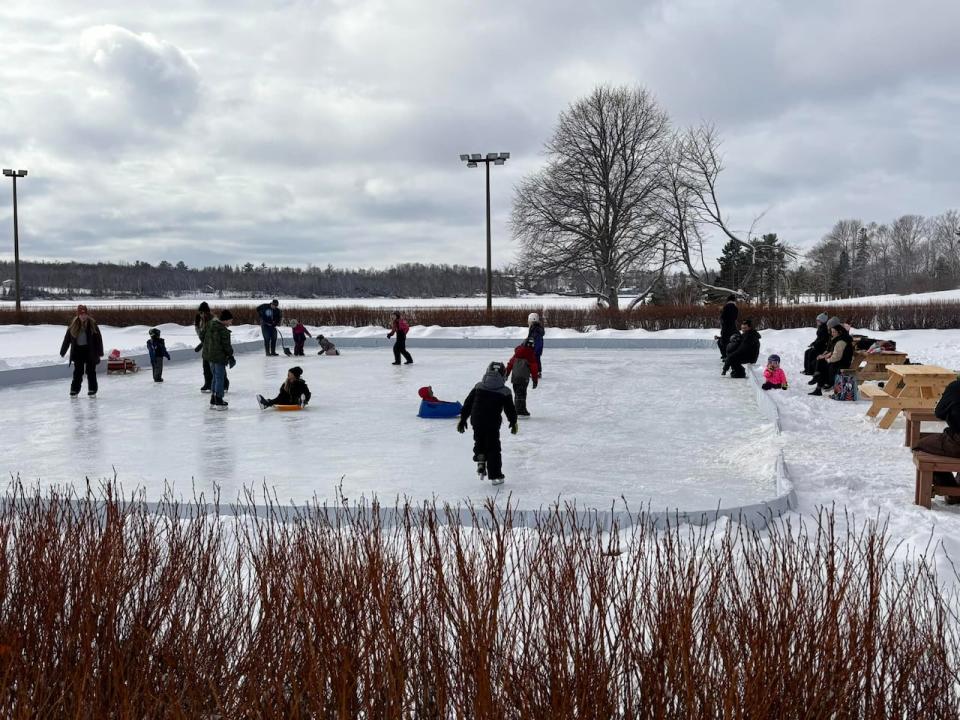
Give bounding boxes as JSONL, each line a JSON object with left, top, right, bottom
{"left": 271, "top": 299, "right": 279, "bottom": 306}
{"left": 289, "top": 366, "right": 303, "bottom": 379}
{"left": 77, "top": 304, "right": 88, "bottom": 315}
{"left": 148, "top": 328, "right": 161, "bottom": 337}
{"left": 816, "top": 312, "right": 828, "bottom": 324}
{"left": 767, "top": 354, "right": 781, "bottom": 364}
{"left": 198, "top": 301, "right": 210, "bottom": 312}
{"left": 826, "top": 316, "right": 841, "bottom": 328}
{"left": 219, "top": 309, "right": 233, "bottom": 321}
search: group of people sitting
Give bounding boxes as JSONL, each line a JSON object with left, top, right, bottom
{"left": 803, "top": 313, "right": 855, "bottom": 396}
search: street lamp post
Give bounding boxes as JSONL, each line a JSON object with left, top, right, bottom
{"left": 459, "top": 152, "right": 509, "bottom": 315}
{"left": 2, "top": 169, "right": 27, "bottom": 312}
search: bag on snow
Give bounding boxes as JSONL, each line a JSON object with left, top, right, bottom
{"left": 833, "top": 370, "right": 860, "bottom": 401}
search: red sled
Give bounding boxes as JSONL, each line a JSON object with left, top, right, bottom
{"left": 107, "top": 357, "right": 139, "bottom": 374}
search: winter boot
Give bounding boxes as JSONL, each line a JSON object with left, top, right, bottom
{"left": 808, "top": 387, "right": 823, "bottom": 396}
{"left": 257, "top": 394, "right": 270, "bottom": 409}
{"left": 200, "top": 384, "right": 211, "bottom": 393}
{"left": 475, "top": 454, "right": 486, "bottom": 479}
{"left": 490, "top": 474, "right": 505, "bottom": 486}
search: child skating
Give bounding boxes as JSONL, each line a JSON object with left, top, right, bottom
{"left": 762, "top": 354, "right": 788, "bottom": 390}
{"left": 146, "top": 328, "right": 171, "bottom": 382}
{"left": 258, "top": 366, "right": 311, "bottom": 408}
{"left": 457, "top": 362, "right": 519, "bottom": 486}
{"left": 505, "top": 338, "right": 540, "bottom": 416}
{"left": 291, "top": 320, "right": 312, "bottom": 356}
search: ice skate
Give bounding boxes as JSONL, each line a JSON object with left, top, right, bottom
{"left": 490, "top": 475, "right": 505, "bottom": 486}
{"left": 475, "top": 455, "right": 486, "bottom": 479}
{"left": 257, "top": 394, "right": 269, "bottom": 409}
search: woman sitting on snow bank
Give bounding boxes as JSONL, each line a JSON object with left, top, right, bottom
{"left": 258, "top": 367, "right": 311, "bottom": 408}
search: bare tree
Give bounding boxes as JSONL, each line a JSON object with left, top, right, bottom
{"left": 511, "top": 86, "right": 671, "bottom": 310}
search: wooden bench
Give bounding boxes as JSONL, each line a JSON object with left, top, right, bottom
{"left": 913, "top": 451, "right": 960, "bottom": 507}
{"left": 861, "top": 365, "right": 954, "bottom": 429}
{"left": 903, "top": 410, "right": 940, "bottom": 448}
{"left": 851, "top": 350, "right": 909, "bottom": 383}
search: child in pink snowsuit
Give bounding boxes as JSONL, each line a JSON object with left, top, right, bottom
{"left": 762, "top": 354, "right": 788, "bottom": 390}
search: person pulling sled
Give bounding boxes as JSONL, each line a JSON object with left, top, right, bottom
{"left": 457, "top": 362, "right": 518, "bottom": 486}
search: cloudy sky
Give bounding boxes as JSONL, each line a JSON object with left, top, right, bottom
{"left": 0, "top": 0, "right": 958, "bottom": 270}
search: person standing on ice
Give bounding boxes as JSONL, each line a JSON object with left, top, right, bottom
{"left": 146, "top": 328, "right": 171, "bottom": 383}
{"left": 457, "top": 362, "right": 519, "bottom": 486}
{"left": 526, "top": 313, "right": 545, "bottom": 374}
{"left": 717, "top": 295, "right": 739, "bottom": 360}
{"left": 291, "top": 320, "right": 311, "bottom": 356}
{"left": 256, "top": 299, "right": 282, "bottom": 356}
{"left": 387, "top": 311, "right": 413, "bottom": 365}
{"left": 505, "top": 338, "right": 540, "bottom": 417}
{"left": 59, "top": 304, "right": 104, "bottom": 397}
{"left": 195, "top": 302, "right": 229, "bottom": 394}
{"left": 202, "top": 309, "right": 235, "bottom": 409}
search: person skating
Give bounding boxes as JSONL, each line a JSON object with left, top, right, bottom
{"left": 256, "top": 299, "right": 283, "bottom": 356}
{"left": 146, "top": 328, "right": 171, "bottom": 383}
{"left": 387, "top": 311, "right": 413, "bottom": 365}
{"left": 761, "top": 354, "right": 788, "bottom": 390}
{"left": 202, "top": 310, "right": 235, "bottom": 408}
{"left": 457, "top": 362, "right": 519, "bottom": 486}
{"left": 717, "top": 295, "right": 739, "bottom": 360}
{"left": 803, "top": 313, "right": 830, "bottom": 375}
{"left": 526, "top": 313, "right": 545, "bottom": 374}
{"left": 317, "top": 334, "right": 340, "bottom": 356}
{"left": 258, "top": 366, "right": 311, "bottom": 408}
{"left": 505, "top": 338, "right": 540, "bottom": 417}
{"left": 291, "top": 320, "right": 312, "bottom": 356}
{"left": 724, "top": 319, "right": 760, "bottom": 379}
{"left": 59, "top": 304, "right": 104, "bottom": 397}
{"left": 195, "top": 302, "right": 229, "bottom": 393}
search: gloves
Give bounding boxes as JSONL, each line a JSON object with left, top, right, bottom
{"left": 532, "top": 378, "right": 538, "bottom": 389}
{"left": 457, "top": 419, "right": 467, "bottom": 434}
{"left": 299, "top": 395, "right": 308, "bottom": 407}
{"left": 510, "top": 422, "right": 519, "bottom": 435}
{"left": 194, "top": 343, "right": 202, "bottom": 353}
{"left": 227, "top": 356, "right": 236, "bottom": 369}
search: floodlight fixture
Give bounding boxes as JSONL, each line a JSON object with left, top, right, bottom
{"left": 486, "top": 152, "right": 498, "bottom": 160}
{"left": 459, "top": 154, "right": 469, "bottom": 162}
{"left": 2, "top": 169, "right": 26, "bottom": 177}
{"left": 499, "top": 152, "right": 510, "bottom": 160}
{"left": 467, "top": 161, "right": 477, "bottom": 168}
{"left": 470, "top": 153, "right": 482, "bottom": 160}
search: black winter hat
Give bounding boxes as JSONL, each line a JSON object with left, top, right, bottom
{"left": 198, "top": 301, "right": 210, "bottom": 312}
{"left": 289, "top": 366, "right": 303, "bottom": 378}
{"left": 148, "top": 328, "right": 161, "bottom": 337}
{"left": 271, "top": 298, "right": 279, "bottom": 306}
{"left": 219, "top": 309, "right": 233, "bottom": 321}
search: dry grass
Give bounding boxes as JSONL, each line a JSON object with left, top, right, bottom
{"left": 3, "top": 301, "right": 960, "bottom": 331}
{"left": 0, "top": 481, "right": 958, "bottom": 718}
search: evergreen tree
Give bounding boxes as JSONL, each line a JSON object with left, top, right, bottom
{"left": 716, "top": 240, "right": 746, "bottom": 293}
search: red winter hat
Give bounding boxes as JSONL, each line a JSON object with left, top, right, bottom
{"left": 77, "top": 304, "right": 88, "bottom": 314}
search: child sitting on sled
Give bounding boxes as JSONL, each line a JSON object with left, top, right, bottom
{"left": 417, "top": 386, "right": 462, "bottom": 418}
{"left": 258, "top": 366, "right": 312, "bottom": 408}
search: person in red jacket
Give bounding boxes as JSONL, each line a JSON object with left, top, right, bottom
{"left": 505, "top": 338, "right": 540, "bottom": 417}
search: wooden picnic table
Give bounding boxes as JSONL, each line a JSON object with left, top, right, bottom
{"left": 851, "top": 350, "right": 909, "bottom": 383}
{"left": 861, "top": 365, "right": 955, "bottom": 430}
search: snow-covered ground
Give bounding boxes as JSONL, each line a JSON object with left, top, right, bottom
{"left": 0, "top": 348, "right": 777, "bottom": 512}
{"left": 812, "top": 287, "right": 960, "bottom": 306}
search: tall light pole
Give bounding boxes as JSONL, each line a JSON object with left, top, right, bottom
{"left": 2, "top": 169, "right": 27, "bottom": 312}
{"left": 460, "top": 152, "right": 509, "bottom": 315}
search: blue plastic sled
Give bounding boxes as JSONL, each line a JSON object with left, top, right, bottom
{"left": 418, "top": 400, "right": 463, "bottom": 418}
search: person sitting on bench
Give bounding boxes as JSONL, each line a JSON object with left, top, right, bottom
{"left": 912, "top": 378, "right": 960, "bottom": 495}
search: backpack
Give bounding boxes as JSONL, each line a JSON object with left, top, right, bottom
{"left": 833, "top": 370, "right": 860, "bottom": 401}
{"left": 511, "top": 358, "right": 531, "bottom": 382}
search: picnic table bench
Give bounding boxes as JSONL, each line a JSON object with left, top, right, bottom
{"left": 862, "top": 365, "right": 955, "bottom": 430}
{"left": 913, "top": 451, "right": 960, "bottom": 507}
{"left": 903, "top": 409, "right": 941, "bottom": 448}
{"left": 851, "top": 350, "right": 909, "bottom": 383}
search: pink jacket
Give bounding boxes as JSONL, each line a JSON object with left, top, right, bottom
{"left": 763, "top": 366, "right": 787, "bottom": 385}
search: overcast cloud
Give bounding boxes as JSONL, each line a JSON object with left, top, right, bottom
{"left": 0, "top": 0, "right": 958, "bottom": 269}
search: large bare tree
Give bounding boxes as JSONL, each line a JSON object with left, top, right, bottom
{"left": 511, "top": 86, "right": 671, "bottom": 310}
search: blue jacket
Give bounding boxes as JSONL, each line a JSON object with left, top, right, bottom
{"left": 146, "top": 337, "right": 171, "bottom": 363}
{"left": 527, "top": 322, "right": 544, "bottom": 354}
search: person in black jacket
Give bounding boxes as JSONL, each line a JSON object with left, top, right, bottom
{"left": 457, "top": 362, "right": 519, "bottom": 485}
{"left": 717, "top": 295, "right": 739, "bottom": 360}
{"left": 912, "top": 379, "right": 960, "bottom": 495}
{"left": 258, "top": 366, "right": 311, "bottom": 408}
{"left": 724, "top": 319, "right": 760, "bottom": 379}
{"left": 803, "top": 313, "right": 830, "bottom": 375}
{"left": 195, "top": 302, "right": 229, "bottom": 393}
{"left": 256, "top": 299, "right": 282, "bottom": 356}
{"left": 59, "top": 304, "right": 104, "bottom": 396}
{"left": 809, "top": 321, "right": 854, "bottom": 396}
{"left": 146, "top": 328, "right": 171, "bottom": 382}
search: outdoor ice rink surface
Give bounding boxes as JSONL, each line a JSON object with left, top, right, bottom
{"left": 1, "top": 348, "right": 780, "bottom": 511}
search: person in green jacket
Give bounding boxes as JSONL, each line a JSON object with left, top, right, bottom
{"left": 202, "top": 309, "right": 235, "bottom": 408}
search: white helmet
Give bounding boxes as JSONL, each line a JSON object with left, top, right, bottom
{"left": 527, "top": 312, "right": 539, "bottom": 326}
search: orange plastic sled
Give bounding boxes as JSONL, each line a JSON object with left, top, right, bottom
{"left": 273, "top": 404, "right": 304, "bottom": 411}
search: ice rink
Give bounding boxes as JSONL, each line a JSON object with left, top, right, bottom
{"left": 0, "top": 348, "right": 779, "bottom": 511}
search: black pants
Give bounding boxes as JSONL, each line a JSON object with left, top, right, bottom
{"left": 262, "top": 325, "right": 277, "bottom": 355}
{"left": 202, "top": 360, "right": 228, "bottom": 391}
{"left": 151, "top": 358, "right": 164, "bottom": 381}
{"left": 294, "top": 339, "right": 305, "bottom": 356}
{"left": 718, "top": 331, "right": 733, "bottom": 359}
{"left": 473, "top": 427, "right": 503, "bottom": 478}
{"left": 513, "top": 379, "right": 529, "bottom": 414}
{"left": 815, "top": 359, "right": 844, "bottom": 389}
{"left": 393, "top": 333, "right": 413, "bottom": 364}
{"left": 70, "top": 350, "right": 99, "bottom": 394}
{"left": 729, "top": 362, "right": 746, "bottom": 378}
{"left": 803, "top": 347, "right": 819, "bottom": 374}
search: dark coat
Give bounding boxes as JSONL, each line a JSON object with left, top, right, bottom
{"left": 527, "top": 323, "right": 545, "bottom": 354}
{"left": 506, "top": 344, "right": 540, "bottom": 382}
{"left": 726, "top": 328, "right": 761, "bottom": 366}
{"left": 461, "top": 369, "right": 518, "bottom": 431}
{"left": 935, "top": 379, "right": 960, "bottom": 433}
{"left": 829, "top": 330, "right": 855, "bottom": 369}
{"left": 201, "top": 318, "right": 233, "bottom": 364}
{"left": 811, "top": 323, "right": 830, "bottom": 353}
{"left": 720, "top": 301, "right": 739, "bottom": 335}
{"left": 60, "top": 318, "right": 104, "bottom": 362}
{"left": 147, "top": 337, "right": 171, "bottom": 363}
{"left": 270, "top": 378, "right": 311, "bottom": 406}
{"left": 256, "top": 303, "right": 282, "bottom": 328}
{"left": 194, "top": 310, "right": 212, "bottom": 339}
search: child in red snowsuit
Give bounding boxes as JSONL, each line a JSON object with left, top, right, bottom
{"left": 505, "top": 338, "right": 540, "bottom": 416}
